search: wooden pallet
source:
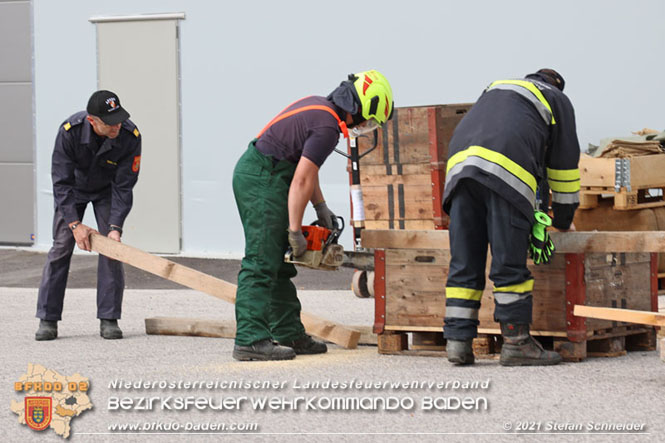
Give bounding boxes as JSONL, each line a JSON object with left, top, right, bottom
{"left": 378, "top": 327, "right": 657, "bottom": 362}
{"left": 579, "top": 186, "right": 665, "bottom": 210}
{"left": 366, "top": 230, "right": 662, "bottom": 362}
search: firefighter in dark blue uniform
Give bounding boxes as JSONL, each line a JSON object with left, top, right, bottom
{"left": 442, "top": 69, "right": 580, "bottom": 366}
{"left": 35, "top": 90, "right": 141, "bottom": 341}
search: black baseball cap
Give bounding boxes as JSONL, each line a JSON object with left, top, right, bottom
{"left": 86, "top": 90, "right": 130, "bottom": 125}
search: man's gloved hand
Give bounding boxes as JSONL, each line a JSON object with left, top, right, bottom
{"left": 529, "top": 211, "right": 555, "bottom": 265}
{"left": 288, "top": 229, "right": 307, "bottom": 257}
{"left": 314, "top": 201, "right": 339, "bottom": 230}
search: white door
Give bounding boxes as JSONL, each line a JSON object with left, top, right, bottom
{"left": 92, "top": 15, "right": 183, "bottom": 253}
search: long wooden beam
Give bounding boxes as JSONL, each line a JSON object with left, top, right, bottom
{"left": 144, "top": 317, "right": 377, "bottom": 345}
{"left": 361, "top": 230, "right": 665, "bottom": 253}
{"left": 574, "top": 305, "right": 665, "bottom": 327}
{"left": 90, "top": 233, "right": 361, "bottom": 349}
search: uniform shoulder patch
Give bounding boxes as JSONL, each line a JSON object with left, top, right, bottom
{"left": 133, "top": 128, "right": 140, "bottom": 138}
{"left": 63, "top": 122, "right": 72, "bottom": 131}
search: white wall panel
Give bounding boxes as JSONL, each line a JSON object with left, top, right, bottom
{"left": 96, "top": 19, "right": 181, "bottom": 253}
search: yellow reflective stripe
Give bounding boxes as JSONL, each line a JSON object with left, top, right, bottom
{"left": 446, "top": 145, "right": 537, "bottom": 193}
{"left": 133, "top": 128, "right": 140, "bottom": 137}
{"left": 548, "top": 179, "right": 580, "bottom": 193}
{"left": 446, "top": 287, "right": 483, "bottom": 301}
{"left": 63, "top": 122, "right": 71, "bottom": 131}
{"left": 547, "top": 167, "right": 580, "bottom": 181}
{"left": 494, "top": 279, "right": 534, "bottom": 294}
{"left": 490, "top": 80, "right": 556, "bottom": 124}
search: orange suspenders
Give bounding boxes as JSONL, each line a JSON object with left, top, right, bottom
{"left": 256, "top": 98, "right": 349, "bottom": 139}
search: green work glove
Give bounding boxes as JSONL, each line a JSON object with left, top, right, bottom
{"left": 288, "top": 229, "right": 307, "bottom": 257}
{"left": 529, "top": 210, "right": 555, "bottom": 265}
{"left": 314, "top": 201, "right": 339, "bottom": 230}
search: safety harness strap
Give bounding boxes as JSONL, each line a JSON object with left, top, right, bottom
{"left": 257, "top": 98, "right": 349, "bottom": 139}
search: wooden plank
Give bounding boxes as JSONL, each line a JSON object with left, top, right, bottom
{"left": 359, "top": 169, "right": 431, "bottom": 186}
{"left": 579, "top": 155, "right": 615, "bottom": 188}
{"left": 363, "top": 219, "right": 435, "bottom": 230}
{"left": 629, "top": 155, "right": 665, "bottom": 189}
{"left": 384, "top": 325, "right": 569, "bottom": 337}
{"left": 145, "top": 317, "right": 237, "bottom": 338}
{"left": 362, "top": 229, "right": 665, "bottom": 253}
{"left": 144, "top": 317, "right": 377, "bottom": 345}
{"left": 574, "top": 305, "right": 665, "bottom": 327}
{"left": 361, "top": 184, "right": 434, "bottom": 221}
{"left": 90, "top": 233, "right": 361, "bottom": 349}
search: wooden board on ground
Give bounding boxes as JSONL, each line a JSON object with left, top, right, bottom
{"left": 574, "top": 305, "right": 665, "bottom": 327}
{"left": 90, "top": 233, "right": 361, "bottom": 349}
{"left": 144, "top": 317, "right": 377, "bottom": 345}
{"left": 361, "top": 229, "right": 665, "bottom": 253}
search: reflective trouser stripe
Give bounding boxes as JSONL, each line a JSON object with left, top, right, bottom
{"left": 493, "top": 279, "right": 534, "bottom": 323}
{"left": 487, "top": 79, "right": 556, "bottom": 125}
{"left": 446, "top": 146, "right": 537, "bottom": 208}
{"left": 445, "top": 286, "right": 484, "bottom": 301}
{"left": 445, "top": 306, "right": 479, "bottom": 320}
{"left": 494, "top": 279, "right": 533, "bottom": 305}
{"left": 494, "top": 292, "right": 532, "bottom": 305}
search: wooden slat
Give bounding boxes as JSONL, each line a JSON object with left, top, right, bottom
{"left": 363, "top": 219, "right": 436, "bottom": 230}
{"left": 362, "top": 229, "right": 665, "bottom": 253}
{"left": 361, "top": 184, "right": 433, "bottom": 221}
{"left": 144, "top": 317, "right": 377, "bottom": 345}
{"left": 574, "top": 305, "right": 665, "bottom": 327}
{"left": 90, "top": 233, "right": 360, "bottom": 349}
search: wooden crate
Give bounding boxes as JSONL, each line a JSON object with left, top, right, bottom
{"left": 574, "top": 198, "right": 665, "bottom": 275}
{"left": 352, "top": 103, "right": 472, "bottom": 230}
{"left": 373, "top": 247, "right": 658, "bottom": 362}
{"left": 579, "top": 154, "right": 665, "bottom": 210}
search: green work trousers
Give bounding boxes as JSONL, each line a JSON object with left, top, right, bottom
{"left": 232, "top": 141, "right": 306, "bottom": 346}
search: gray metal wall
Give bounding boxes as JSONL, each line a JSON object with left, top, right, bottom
{"left": 0, "top": 0, "right": 34, "bottom": 245}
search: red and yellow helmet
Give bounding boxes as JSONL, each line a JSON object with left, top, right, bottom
{"left": 350, "top": 70, "right": 394, "bottom": 125}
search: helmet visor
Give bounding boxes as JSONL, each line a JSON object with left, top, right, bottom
{"left": 350, "top": 118, "right": 381, "bottom": 137}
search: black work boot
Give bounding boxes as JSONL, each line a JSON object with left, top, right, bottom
{"left": 281, "top": 335, "right": 327, "bottom": 355}
{"left": 446, "top": 339, "right": 475, "bottom": 365}
{"left": 233, "top": 339, "right": 296, "bottom": 361}
{"left": 35, "top": 320, "right": 58, "bottom": 341}
{"left": 500, "top": 323, "right": 562, "bottom": 366}
{"left": 100, "top": 319, "right": 123, "bottom": 340}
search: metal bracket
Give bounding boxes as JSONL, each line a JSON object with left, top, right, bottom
{"left": 614, "top": 158, "right": 631, "bottom": 192}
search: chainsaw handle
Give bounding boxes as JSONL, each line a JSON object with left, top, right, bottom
{"left": 309, "top": 216, "right": 344, "bottom": 233}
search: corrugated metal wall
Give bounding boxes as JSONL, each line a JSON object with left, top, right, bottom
{"left": 0, "top": 0, "right": 34, "bottom": 245}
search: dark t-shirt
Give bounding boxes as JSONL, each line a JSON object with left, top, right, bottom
{"left": 255, "top": 96, "right": 342, "bottom": 167}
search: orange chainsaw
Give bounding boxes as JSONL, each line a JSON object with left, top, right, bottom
{"left": 284, "top": 217, "right": 374, "bottom": 271}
